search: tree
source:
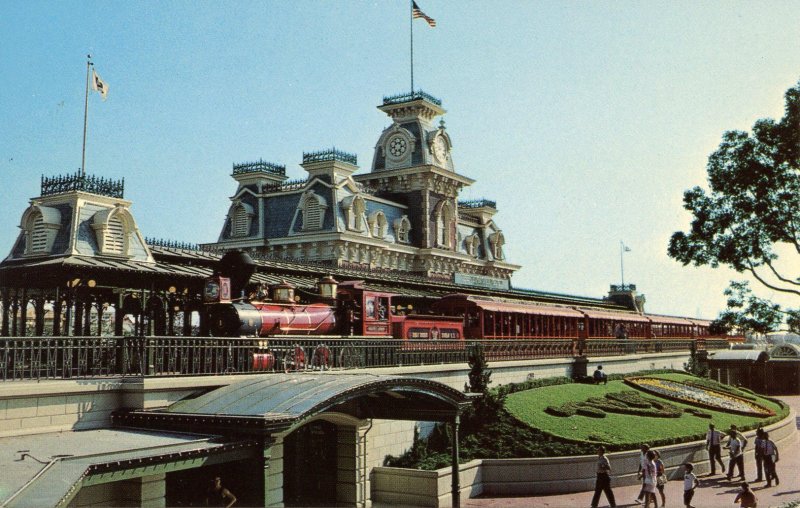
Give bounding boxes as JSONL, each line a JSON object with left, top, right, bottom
{"left": 668, "top": 79, "right": 800, "bottom": 332}
{"left": 466, "top": 342, "right": 492, "bottom": 394}
{"left": 717, "top": 281, "right": 782, "bottom": 337}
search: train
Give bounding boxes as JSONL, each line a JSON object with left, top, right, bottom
{"left": 202, "top": 264, "right": 712, "bottom": 344}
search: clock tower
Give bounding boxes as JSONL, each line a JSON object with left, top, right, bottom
{"left": 358, "top": 91, "right": 474, "bottom": 252}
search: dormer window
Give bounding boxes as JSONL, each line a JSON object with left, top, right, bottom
{"left": 394, "top": 215, "right": 411, "bottom": 243}
{"left": 92, "top": 207, "right": 134, "bottom": 257}
{"left": 368, "top": 211, "right": 388, "bottom": 239}
{"left": 232, "top": 206, "right": 249, "bottom": 237}
{"left": 21, "top": 205, "right": 61, "bottom": 256}
{"left": 105, "top": 216, "right": 125, "bottom": 254}
{"left": 353, "top": 196, "right": 365, "bottom": 231}
{"left": 488, "top": 231, "right": 505, "bottom": 260}
{"left": 466, "top": 233, "right": 481, "bottom": 257}
{"left": 301, "top": 192, "right": 326, "bottom": 231}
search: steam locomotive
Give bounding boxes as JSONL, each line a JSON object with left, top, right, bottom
{"left": 203, "top": 274, "right": 464, "bottom": 341}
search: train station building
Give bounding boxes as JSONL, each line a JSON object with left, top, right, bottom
{"left": 0, "top": 91, "right": 710, "bottom": 507}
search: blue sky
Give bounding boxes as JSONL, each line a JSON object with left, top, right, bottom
{"left": 2, "top": 1, "right": 799, "bottom": 319}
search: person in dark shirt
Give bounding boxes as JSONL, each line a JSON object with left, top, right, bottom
{"left": 593, "top": 365, "right": 607, "bottom": 385}
{"left": 206, "top": 477, "right": 237, "bottom": 507}
{"left": 591, "top": 446, "right": 616, "bottom": 508}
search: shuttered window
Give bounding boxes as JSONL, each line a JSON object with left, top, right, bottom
{"left": 303, "top": 197, "right": 322, "bottom": 230}
{"left": 105, "top": 216, "right": 125, "bottom": 254}
{"left": 232, "top": 206, "right": 249, "bottom": 237}
{"left": 29, "top": 213, "right": 48, "bottom": 253}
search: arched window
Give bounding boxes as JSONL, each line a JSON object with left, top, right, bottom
{"left": 394, "top": 216, "right": 411, "bottom": 243}
{"left": 488, "top": 231, "right": 505, "bottom": 260}
{"left": 369, "top": 211, "right": 388, "bottom": 239}
{"left": 353, "top": 196, "right": 365, "bottom": 231}
{"left": 91, "top": 207, "right": 133, "bottom": 257}
{"left": 435, "top": 201, "right": 455, "bottom": 249}
{"left": 21, "top": 205, "right": 61, "bottom": 255}
{"left": 466, "top": 233, "right": 481, "bottom": 257}
{"left": 303, "top": 194, "right": 324, "bottom": 231}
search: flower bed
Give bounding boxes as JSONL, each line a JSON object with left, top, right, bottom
{"left": 625, "top": 377, "right": 775, "bottom": 417}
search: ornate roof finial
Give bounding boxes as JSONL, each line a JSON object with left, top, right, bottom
{"left": 439, "top": 118, "right": 446, "bottom": 130}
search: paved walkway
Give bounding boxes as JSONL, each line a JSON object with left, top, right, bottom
{"left": 465, "top": 395, "right": 800, "bottom": 508}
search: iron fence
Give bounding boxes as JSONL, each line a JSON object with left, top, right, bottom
{"left": 0, "top": 336, "right": 730, "bottom": 382}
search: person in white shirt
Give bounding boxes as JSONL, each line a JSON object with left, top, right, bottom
{"left": 683, "top": 463, "right": 699, "bottom": 508}
{"left": 634, "top": 444, "right": 650, "bottom": 505}
{"left": 705, "top": 423, "right": 725, "bottom": 475}
{"left": 726, "top": 430, "right": 746, "bottom": 481}
{"left": 762, "top": 431, "right": 780, "bottom": 487}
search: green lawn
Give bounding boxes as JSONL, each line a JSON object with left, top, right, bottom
{"left": 504, "top": 373, "right": 787, "bottom": 446}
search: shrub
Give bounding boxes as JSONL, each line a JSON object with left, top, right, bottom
{"left": 606, "top": 391, "right": 653, "bottom": 408}
{"left": 576, "top": 406, "right": 606, "bottom": 418}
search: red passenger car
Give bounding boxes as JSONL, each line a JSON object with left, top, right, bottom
{"left": 432, "top": 294, "right": 584, "bottom": 340}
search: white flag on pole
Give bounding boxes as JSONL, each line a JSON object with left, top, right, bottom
{"left": 91, "top": 69, "right": 109, "bottom": 100}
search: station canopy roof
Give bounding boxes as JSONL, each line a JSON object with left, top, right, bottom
{"left": 0, "top": 428, "right": 255, "bottom": 508}
{"left": 115, "top": 373, "right": 475, "bottom": 436}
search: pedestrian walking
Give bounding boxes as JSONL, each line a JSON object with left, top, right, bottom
{"left": 734, "top": 482, "right": 758, "bottom": 507}
{"left": 753, "top": 427, "right": 765, "bottom": 482}
{"left": 653, "top": 450, "right": 666, "bottom": 508}
{"left": 634, "top": 443, "right": 650, "bottom": 505}
{"left": 590, "top": 446, "right": 616, "bottom": 508}
{"left": 706, "top": 423, "right": 725, "bottom": 475}
{"left": 642, "top": 450, "right": 658, "bottom": 508}
{"left": 726, "top": 429, "right": 746, "bottom": 481}
{"left": 683, "top": 463, "right": 699, "bottom": 508}
{"left": 763, "top": 431, "right": 780, "bottom": 487}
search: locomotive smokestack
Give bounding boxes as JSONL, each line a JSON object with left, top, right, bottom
{"left": 218, "top": 250, "right": 256, "bottom": 298}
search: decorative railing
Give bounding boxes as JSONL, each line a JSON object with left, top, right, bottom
{"left": 145, "top": 238, "right": 201, "bottom": 251}
{"left": 458, "top": 199, "right": 496, "bottom": 209}
{"left": 302, "top": 148, "right": 358, "bottom": 166}
{"left": 41, "top": 172, "right": 124, "bottom": 199}
{"left": 233, "top": 159, "right": 286, "bottom": 177}
{"left": 383, "top": 90, "right": 442, "bottom": 107}
{"left": 0, "top": 336, "right": 729, "bottom": 382}
{"left": 263, "top": 178, "right": 308, "bottom": 193}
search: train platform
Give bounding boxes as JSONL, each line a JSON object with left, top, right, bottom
{"left": 463, "top": 395, "right": 800, "bottom": 508}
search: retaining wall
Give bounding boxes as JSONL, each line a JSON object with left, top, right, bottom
{"left": 372, "top": 408, "right": 798, "bottom": 507}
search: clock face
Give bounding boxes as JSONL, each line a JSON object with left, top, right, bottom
{"left": 433, "top": 136, "right": 447, "bottom": 163}
{"left": 387, "top": 135, "right": 408, "bottom": 158}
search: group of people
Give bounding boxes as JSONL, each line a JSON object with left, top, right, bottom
{"left": 706, "top": 423, "right": 780, "bottom": 486}
{"left": 591, "top": 423, "right": 780, "bottom": 508}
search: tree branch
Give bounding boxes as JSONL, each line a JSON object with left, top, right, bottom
{"left": 747, "top": 264, "right": 800, "bottom": 297}
{"left": 790, "top": 217, "right": 800, "bottom": 255}
{"left": 763, "top": 258, "right": 800, "bottom": 287}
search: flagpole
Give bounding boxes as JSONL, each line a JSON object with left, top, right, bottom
{"left": 80, "top": 55, "right": 92, "bottom": 178}
{"left": 410, "top": 0, "right": 414, "bottom": 94}
{"left": 620, "top": 240, "right": 625, "bottom": 287}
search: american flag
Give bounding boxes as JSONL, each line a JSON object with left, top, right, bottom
{"left": 412, "top": 1, "right": 436, "bottom": 28}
